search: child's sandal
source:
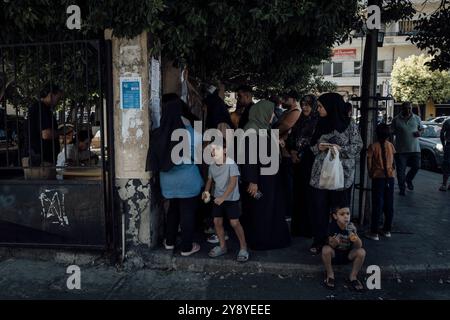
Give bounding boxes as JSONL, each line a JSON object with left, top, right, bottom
{"left": 310, "top": 244, "right": 321, "bottom": 255}
{"left": 323, "top": 276, "right": 335, "bottom": 290}
{"left": 348, "top": 278, "right": 364, "bottom": 292}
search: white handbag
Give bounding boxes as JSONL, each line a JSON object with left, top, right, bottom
{"left": 319, "top": 147, "right": 345, "bottom": 190}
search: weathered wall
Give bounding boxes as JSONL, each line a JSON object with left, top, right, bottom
{"left": 107, "top": 30, "right": 152, "bottom": 250}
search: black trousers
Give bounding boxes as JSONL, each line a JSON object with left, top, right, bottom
{"left": 371, "top": 178, "right": 394, "bottom": 233}
{"left": 311, "top": 187, "right": 351, "bottom": 246}
{"left": 165, "top": 197, "right": 198, "bottom": 252}
{"left": 280, "top": 156, "right": 294, "bottom": 217}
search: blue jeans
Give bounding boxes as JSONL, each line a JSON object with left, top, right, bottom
{"left": 371, "top": 178, "right": 394, "bottom": 233}
{"left": 395, "top": 152, "right": 421, "bottom": 191}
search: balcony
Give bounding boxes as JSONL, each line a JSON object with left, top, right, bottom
{"left": 326, "top": 71, "right": 392, "bottom": 78}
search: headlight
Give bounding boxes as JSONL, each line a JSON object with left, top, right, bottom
{"left": 436, "top": 143, "right": 444, "bottom": 152}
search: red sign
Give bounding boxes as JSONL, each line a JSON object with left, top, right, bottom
{"left": 333, "top": 48, "right": 357, "bottom": 59}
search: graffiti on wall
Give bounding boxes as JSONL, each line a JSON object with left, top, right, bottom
{"left": 39, "top": 189, "right": 69, "bottom": 227}
{"left": 0, "top": 195, "right": 15, "bottom": 208}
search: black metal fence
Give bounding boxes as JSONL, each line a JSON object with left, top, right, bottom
{"left": 0, "top": 39, "right": 116, "bottom": 250}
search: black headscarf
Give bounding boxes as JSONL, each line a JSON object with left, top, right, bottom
{"left": 311, "top": 92, "right": 350, "bottom": 145}
{"left": 203, "top": 93, "right": 233, "bottom": 129}
{"left": 149, "top": 99, "right": 185, "bottom": 173}
{"left": 162, "top": 93, "right": 199, "bottom": 126}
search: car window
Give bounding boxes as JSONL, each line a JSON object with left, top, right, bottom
{"left": 435, "top": 117, "right": 445, "bottom": 123}
{"left": 422, "top": 126, "right": 441, "bottom": 138}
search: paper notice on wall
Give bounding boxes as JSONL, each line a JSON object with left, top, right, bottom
{"left": 150, "top": 57, "right": 161, "bottom": 129}
{"left": 120, "top": 77, "right": 142, "bottom": 110}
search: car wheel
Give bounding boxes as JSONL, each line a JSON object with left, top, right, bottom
{"left": 421, "top": 150, "right": 437, "bottom": 171}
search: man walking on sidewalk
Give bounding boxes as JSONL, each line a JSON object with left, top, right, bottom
{"left": 391, "top": 102, "right": 424, "bottom": 196}
{"left": 439, "top": 117, "right": 450, "bottom": 191}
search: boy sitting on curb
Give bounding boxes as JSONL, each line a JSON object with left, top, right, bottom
{"left": 321, "top": 207, "right": 366, "bottom": 291}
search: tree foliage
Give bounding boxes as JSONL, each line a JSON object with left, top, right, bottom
{"left": 1, "top": 0, "right": 361, "bottom": 93}
{"left": 391, "top": 54, "right": 450, "bottom": 104}
{"left": 0, "top": 0, "right": 427, "bottom": 95}
{"left": 408, "top": 0, "right": 450, "bottom": 71}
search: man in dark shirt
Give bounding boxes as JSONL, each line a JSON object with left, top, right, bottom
{"left": 23, "top": 83, "right": 63, "bottom": 179}
{"left": 439, "top": 118, "right": 450, "bottom": 191}
{"left": 235, "top": 85, "right": 254, "bottom": 129}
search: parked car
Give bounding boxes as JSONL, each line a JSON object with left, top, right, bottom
{"left": 419, "top": 125, "right": 444, "bottom": 171}
{"left": 422, "top": 116, "right": 450, "bottom": 127}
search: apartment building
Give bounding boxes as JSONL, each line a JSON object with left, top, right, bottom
{"left": 318, "top": 1, "right": 447, "bottom": 118}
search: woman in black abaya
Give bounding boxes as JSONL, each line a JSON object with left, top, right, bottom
{"left": 240, "top": 100, "right": 291, "bottom": 250}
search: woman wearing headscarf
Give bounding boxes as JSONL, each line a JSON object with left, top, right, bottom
{"left": 240, "top": 100, "right": 291, "bottom": 250}
{"left": 309, "top": 93, "right": 363, "bottom": 254}
{"left": 286, "top": 94, "right": 319, "bottom": 237}
{"left": 149, "top": 98, "right": 204, "bottom": 256}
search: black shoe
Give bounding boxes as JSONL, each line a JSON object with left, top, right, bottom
{"left": 406, "top": 180, "right": 414, "bottom": 191}
{"left": 399, "top": 190, "right": 406, "bottom": 196}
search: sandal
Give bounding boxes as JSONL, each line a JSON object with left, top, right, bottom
{"left": 208, "top": 246, "right": 227, "bottom": 258}
{"left": 163, "top": 239, "right": 175, "bottom": 250}
{"left": 237, "top": 249, "right": 249, "bottom": 262}
{"left": 348, "top": 278, "right": 364, "bottom": 292}
{"left": 310, "top": 244, "right": 321, "bottom": 255}
{"left": 323, "top": 276, "right": 335, "bottom": 290}
{"left": 181, "top": 243, "right": 201, "bottom": 257}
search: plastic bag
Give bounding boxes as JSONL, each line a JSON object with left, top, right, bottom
{"left": 319, "top": 147, "right": 344, "bottom": 190}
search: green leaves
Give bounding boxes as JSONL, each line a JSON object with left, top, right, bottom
{"left": 391, "top": 54, "right": 450, "bottom": 104}
{"left": 0, "top": 0, "right": 361, "bottom": 92}
{"left": 408, "top": 1, "right": 450, "bottom": 71}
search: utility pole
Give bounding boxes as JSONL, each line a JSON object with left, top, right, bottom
{"left": 358, "top": 0, "right": 381, "bottom": 226}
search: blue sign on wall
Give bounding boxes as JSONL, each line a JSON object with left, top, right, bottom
{"left": 120, "top": 77, "right": 142, "bottom": 110}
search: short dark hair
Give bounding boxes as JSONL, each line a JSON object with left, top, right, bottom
{"left": 268, "top": 95, "right": 281, "bottom": 105}
{"left": 376, "top": 123, "right": 391, "bottom": 143}
{"left": 39, "top": 83, "right": 63, "bottom": 98}
{"left": 300, "top": 94, "right": 317, "bottom": 108}
{"left": 237, "top": 85, "right": 253, "bottom": 95}
{"left": 332, "top": 206, "right": 350, "bottom": 216}
{"left": 401, "top": 101, "right": 412, "bottom": 109}
{"left": 283, "top": 90, "right": 300, "bottom": 101}
{"left": 77, "top": 130, "right": 92, "bottom": 142}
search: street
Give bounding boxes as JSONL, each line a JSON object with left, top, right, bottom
{"left": 0, "top": 257, "right": 449, "bottom": 300}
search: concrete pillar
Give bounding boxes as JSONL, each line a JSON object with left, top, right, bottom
{"left": 107, "top": 30, "right": 152, "bottom": 251}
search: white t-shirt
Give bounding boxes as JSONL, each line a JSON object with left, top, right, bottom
{"left": 208, "top": 158, "right": 240, "bottom": 201}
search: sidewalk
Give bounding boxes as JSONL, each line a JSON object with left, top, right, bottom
{"left": 140, "top": 169, "right": 450, "bottom": 277}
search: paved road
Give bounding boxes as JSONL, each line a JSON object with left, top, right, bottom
{"left": 1, "top": 258, "right": 449, "bottom": 300}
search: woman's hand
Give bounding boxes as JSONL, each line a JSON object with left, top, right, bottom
{"left": 291, "top": 151, "right": 300, "bottom": 164}
{"left": 318, "top": 143, "right": 330, "bottom": 152}
{"left": 329, "top": 144, "right": 342, "bottom": 156}
{"left": 279, "top": 139, "right": 286, "bottom": 148}
{"left": 247, "top": 183, "right": 258, "bottom": 198}
{"left": 332, "top": 144, "right": 341, "bottom": 151}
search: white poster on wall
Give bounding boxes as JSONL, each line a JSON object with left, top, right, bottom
{"left": 150, "top": 57, "right": 161, "bottom": 129}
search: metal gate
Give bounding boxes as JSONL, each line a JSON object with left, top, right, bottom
{"left": 0, "top": 39, "right": 117, "bottom": 250}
